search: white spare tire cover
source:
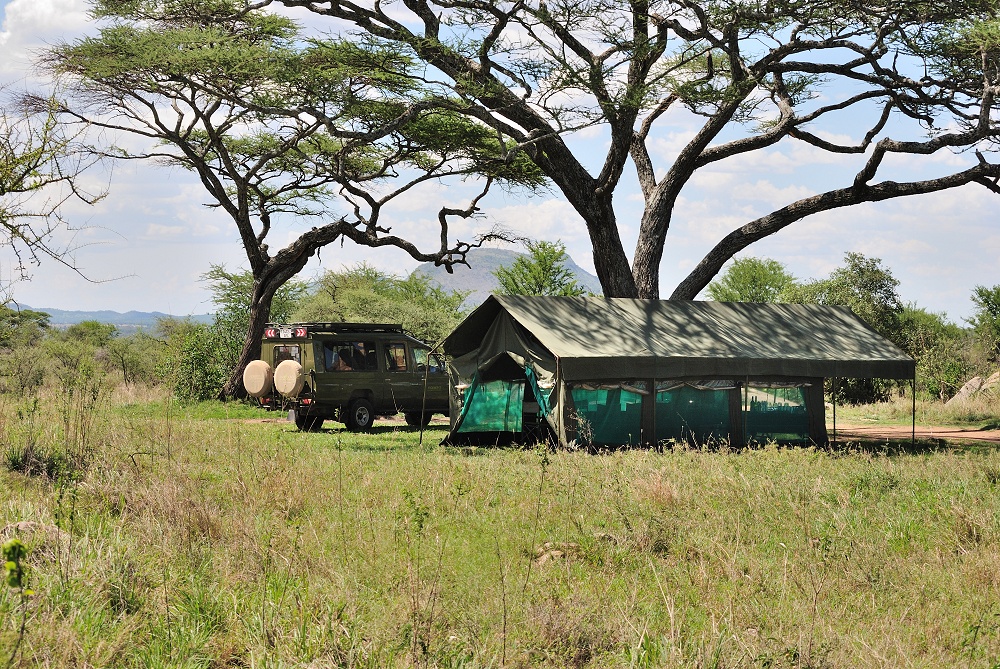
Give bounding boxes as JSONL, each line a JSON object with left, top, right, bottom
{"left": 243, "top": 360, "right": 274, "bottom": 398}
{"left": 274, "top": 359, "right": 306, "bottom": 397}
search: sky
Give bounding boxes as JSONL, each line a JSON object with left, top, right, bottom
{"left": 1, "top": 0, "right": 998, "bottom": 322}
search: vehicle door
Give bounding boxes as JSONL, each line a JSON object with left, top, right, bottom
{"left": 413, "top": 347, "right": 450, "bottom": 413}
{"left": 382, "top": 341, "right": 421, "bottom": 412}
{"left": 313, "top": 338, "right": 381, "bottom": 409}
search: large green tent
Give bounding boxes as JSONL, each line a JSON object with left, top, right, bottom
{"left": 443, "top": 296, "right": 915, "bottom": 447}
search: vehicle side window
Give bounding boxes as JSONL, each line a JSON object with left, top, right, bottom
{"left": 323, "top": 342, "right": 353, "bottom": 372}
{"left": 414, "top": 348, "right": 444, "bottom": 373}
{"left": 385, "top": 343, "right": 408, "bottom": 372}
{"left": 274, "top": 345, "right": 300, "bottom": 365}
{"left": 324, "top": 341, "right": 378, "bottom": 372}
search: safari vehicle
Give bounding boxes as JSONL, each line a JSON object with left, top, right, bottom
{"left": 243, "top": 323, "right": 449, "bottom": 431}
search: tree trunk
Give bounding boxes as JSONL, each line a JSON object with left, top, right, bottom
{"left": 219, "top": 243, "right": 321, "bottom": 399}
{"left": 584, "top": 200, "right": 638, "bottom": 298}
{"left": 219, "top": 279, "right": 276, "bottom": 400}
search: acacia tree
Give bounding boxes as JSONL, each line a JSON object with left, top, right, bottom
{"left": 44, "top": 0, "right": 541, "bottom": 397}
{"left": 261, "top": 0, "right": 1000, "bottom": 299}
{"left": 1, "top": 91, "right": 104, "bottom": 300}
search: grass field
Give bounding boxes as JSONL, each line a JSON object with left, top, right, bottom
{"left": 832, "top": 392, "right": 1000, "bottom": 430}
{"left": 2, "top": 389, "right": 1000, "bottom": 668}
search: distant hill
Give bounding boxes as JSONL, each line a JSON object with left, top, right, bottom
{"left": 412, "top": 247, "right": 602, "bottom": 307}
{"left": 13, "top": 305, "right": 213, "bottom": 335}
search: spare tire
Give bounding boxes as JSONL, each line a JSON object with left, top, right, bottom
{"left": 243, "top": 360, "right": 274, "bottom": 398}
{"left": 274, "top": 359, "right": 306, "bottom": 397}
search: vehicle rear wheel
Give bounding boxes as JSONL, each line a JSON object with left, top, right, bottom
{"left": 295, "top": 413, "right": 324, "bottom": 432}
{"left": 345, "top": 398, "right": 375, "bottom": 432}
{"left": 404, "top": 411, "right": 433, "bottom": 427}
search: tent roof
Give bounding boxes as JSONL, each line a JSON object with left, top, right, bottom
{"left": 443, "top": 295, "right": 915, "bottom": 380}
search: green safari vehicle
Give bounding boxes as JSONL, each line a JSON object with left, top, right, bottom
{"left": 244, "top": 323, "right": 449, "bottom": 431}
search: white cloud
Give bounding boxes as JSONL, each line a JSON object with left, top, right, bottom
{"left": 0, "top": 0, "right": 91, "bottom": 76}
{"left": 145, "top": 224, "right": 187, "bottom": 238}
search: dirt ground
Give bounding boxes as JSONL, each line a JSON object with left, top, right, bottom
{"left": 833, "top": 422, "right": 1000, "bottom": 444}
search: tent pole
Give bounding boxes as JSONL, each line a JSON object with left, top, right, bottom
{"left": 418, "top": 338, "right": 445, "bottom": 447}
{"left": 832, "top": 377, "right": 837, "bottom": 446}
{"left": 911, "top": 376, "right": 916, "bottom": 446}
{"left": 743, "top": 376, "right": 749, "bottom": 447}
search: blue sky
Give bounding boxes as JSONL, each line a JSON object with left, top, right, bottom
{"left": 1, "top": 0, "right": 998, "bottom": 321}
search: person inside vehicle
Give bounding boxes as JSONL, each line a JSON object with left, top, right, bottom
{"left": 333, "top": 347, "right": 353, "bottom": 371}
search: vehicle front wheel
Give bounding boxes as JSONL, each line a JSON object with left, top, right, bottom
{"left": 345, "top": 398, "right": 375, "bottom": 432}
{"left": 404, "top": 411, "right": 433, "bottom": 427}
{"left": 295, "top": 413, "right": 324, "bottom": 432}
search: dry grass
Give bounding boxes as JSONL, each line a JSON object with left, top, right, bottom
{"left": 1, "top": 388, "right": 1000, "bottom": 667}
{"left": 833, "top": 389, "right": 1000, "bottom": 428}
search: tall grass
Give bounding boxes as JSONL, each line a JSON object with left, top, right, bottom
{"left": 1, "top": 387, "right": 1000, "bottom": 667}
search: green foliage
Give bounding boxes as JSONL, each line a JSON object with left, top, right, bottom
{"left": 2, "top": 539, "right": 27, "bottom": 590}
{"left": 706, "top": 257, "right": 795, "bottom": 302}
{"left": 493, "top": 240, "right": 590, "bottom": 297}
{"left": 161, "top": 265, "right": 310, "bottom": 401}
{"left": 62, "top": 320, "right": 117, "bottom": 348}
{"left": 170, "top": 324, "right": 232, "bottom": 402}
{"left": 900, "top": 306, "right": 973, "bottom": 400}
{"left": 0, "top": 305, "right": 50, "bottom": 348}
{"left": 969, "top": 284, "right": 1000, "bottom": 360}
{"left": 293, "top": 264, "right": 468, "bottom": 344}
{"left": 783, "top": 252, "right": 904, "bottom": 345}
{"left": 782, "top": 253, "right": 905, "bottom": 404}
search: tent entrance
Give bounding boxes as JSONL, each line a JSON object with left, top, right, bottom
{"left": 451, "top": 353, "right": 553, "bottom": 443}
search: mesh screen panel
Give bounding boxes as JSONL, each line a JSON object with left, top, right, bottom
{"left": 745, "top": 386, "right": 809, "bottom": 442}
{"left": 457, "top": 379, "right": 524, "bottom": 432}
{"left": 570, "top": 387, "right": 643, "bottom": 445}
{"left": 655, "top": 386, "right": 731, "bottom": 444}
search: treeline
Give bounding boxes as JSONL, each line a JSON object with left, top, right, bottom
{"left": 0, "top": 265, "right": 469, "bottom": 402}
{"left": 2, "top": 250, "right": 996, "bottom": 406}
{"left": 707, "top": 253, "right": 1000, "bottom": 402}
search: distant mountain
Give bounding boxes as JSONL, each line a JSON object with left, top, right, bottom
{"left": 13, "top": 305, "right": 213, "bottom": 335}
{"left": 412, "top": 247, "right": 602, "bottom": 307}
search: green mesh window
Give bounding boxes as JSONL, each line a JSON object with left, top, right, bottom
{"left": 655, "top": 385, "right": 731, "bottom": 444}
{"left": 570, "top": 387, "right": 643, "bottom": 445}
{"left": 457, "top": 379, "right": 524, "bottom": 432}
{"left": 745, "top": 386, "right": 809, "bottom": 442}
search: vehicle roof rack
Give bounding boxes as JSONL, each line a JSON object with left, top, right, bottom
{"left": 265, "top": 322, "right": 404, "bottom": 333}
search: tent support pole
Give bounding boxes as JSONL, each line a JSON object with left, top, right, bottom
{"left": 911, "top": 376, "right": 916, "bottom": 447}
{"left": 832, "top": 377, "right": 837, "bottom": 446}
{"left": 743, "top": 376, "right": 749, "bottom": 447}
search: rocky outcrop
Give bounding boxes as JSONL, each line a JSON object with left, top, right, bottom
{"left": 984, "top": 371, "right": 1000, "bottom": 393}
{"left": 946, "top": 372, "right": 1000, "bottom": 405}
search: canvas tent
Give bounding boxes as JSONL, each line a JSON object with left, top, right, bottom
{"left": 442, "top": 296, "right": 915, "bottom": 447}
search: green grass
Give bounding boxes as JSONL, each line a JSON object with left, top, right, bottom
{"left": 2, "top": 389, "right": 1000, "bottom": 667}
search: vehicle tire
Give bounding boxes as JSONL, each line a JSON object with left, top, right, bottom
{"left": 274, "top": 360, "right": 305, "bottom": 397}
{"left": 345, "top": 398, "right": 375, "bottom": 432}
{"left": 404, "top": 411, "right": 433, "bottom": 427}
{"left": 243, "top": 360, "right": 274, "bottom": 398}
{"left": 295, "top": 414, "right": 324, "bottom": 432}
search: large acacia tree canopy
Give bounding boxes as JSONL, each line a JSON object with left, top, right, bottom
{"left": 257, "top": 0, "right": 1000, "bottom": 299}
{"left": 42, "top": 0, "right": 546, "bottom": 397}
